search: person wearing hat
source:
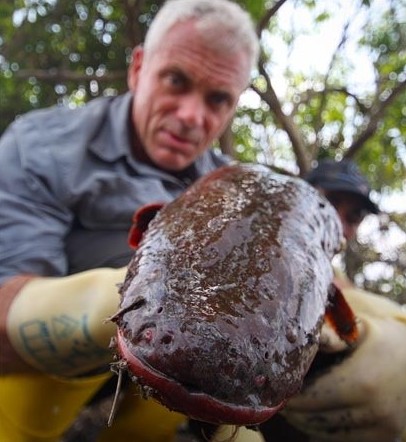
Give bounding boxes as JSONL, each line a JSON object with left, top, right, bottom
{"left": 305, "top": 158, "right": 379, "bottom": 242}
{"left": 277, "top": 159, "right": 406, "bottom": 442}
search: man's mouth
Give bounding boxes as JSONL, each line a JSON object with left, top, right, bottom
{"left": 159, "top": 129, "right": 195, "bottom": 153}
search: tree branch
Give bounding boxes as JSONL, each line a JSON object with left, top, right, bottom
{"left": 312, "top": 18, "right": 351, "bottom": 157}
{"left": 256, "top": 0, "right": 289, "bottom": 36}
{"left": 251, "top": 61, "right": 311, "bottom": 174}
{"left": 345, "top": 78, "right": 406, "bottom": 158}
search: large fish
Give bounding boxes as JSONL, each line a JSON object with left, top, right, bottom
{"left": 111, "top": 163, "right": 357, "bottom": 426}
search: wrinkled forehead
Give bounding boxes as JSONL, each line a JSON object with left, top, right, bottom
{"left": 194, "top": 19, "right": 247, "bottom": 58}
{"left": 145, "top": 19, "right": 252, "bottom": 86}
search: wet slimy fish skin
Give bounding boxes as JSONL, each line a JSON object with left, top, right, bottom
{"left": 113, "top": 163, "right": 353, "bottom": 426}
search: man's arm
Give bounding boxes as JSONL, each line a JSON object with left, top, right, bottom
{"left": 0, "top": 120, "right": 80, "bottom": 375}
{"left": 1, "top": 267, "right": 126, "bottom": 376}
{"left": 0, "top": 123, "right": 76, "bottom": 283}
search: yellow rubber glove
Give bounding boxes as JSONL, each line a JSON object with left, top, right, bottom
{"left": 6, "top": 267, "right": 126, "bottom": 377}
{"left": 282, "top": 288, "right": 406, "bottom": 442}
{"left": 213, "top": 425, "right": 265, "bottom": 442}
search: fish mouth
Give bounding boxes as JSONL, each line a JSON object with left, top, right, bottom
{"left": 116, "top": 328, "right": 285, "bottom": 425}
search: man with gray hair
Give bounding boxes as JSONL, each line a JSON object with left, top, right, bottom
{"left": 0, "top": 1, "right": 258, "bottom": 440}
{"left": 2, "top": 1, "right": 404, "bottom": 441}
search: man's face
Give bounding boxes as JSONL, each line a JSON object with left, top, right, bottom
{"left": 324, "top": 191, "right": 368, "bottom": 241}
{"left": 128, "top": 20, "right": 250, "bottom": 171}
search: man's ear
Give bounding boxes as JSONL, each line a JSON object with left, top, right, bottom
{"left": 127, "top": 45, "right": 144, "bottom": 92}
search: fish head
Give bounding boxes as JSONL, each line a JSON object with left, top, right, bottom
{"left": 112, "top": 164, "right": 351, "bottom": 425}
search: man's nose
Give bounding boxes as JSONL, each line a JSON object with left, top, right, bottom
{"left": 176, "top": 93, "right": 205, "bottom": 128}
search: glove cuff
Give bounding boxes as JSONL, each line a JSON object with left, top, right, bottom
{"left": 6, "top": 267, "right": 126, "bottom": 376}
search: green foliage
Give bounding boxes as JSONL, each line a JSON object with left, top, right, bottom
{"left": 237, "top": 0, "right": 268, "bottom": 21}
{"left": 0, "top": 0, "right": 161, "bottom": 133}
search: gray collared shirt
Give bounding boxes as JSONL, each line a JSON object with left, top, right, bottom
{"left": 0, "top": 92, "right": 229, "bottom": 284}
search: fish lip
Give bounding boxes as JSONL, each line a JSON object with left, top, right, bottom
{"left": 116, "top": 329, "right": 286, "bottom": 425}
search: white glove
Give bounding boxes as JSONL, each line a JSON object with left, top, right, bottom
{"left": 6, "top": 267, "right": 126, "bottom": 377}
{"left": 282, "top": 288, "right": 406, "bottom": 442}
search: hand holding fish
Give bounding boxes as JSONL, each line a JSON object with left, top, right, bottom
{"left": 282, "top": 287, "right": 406, "bottom": 442}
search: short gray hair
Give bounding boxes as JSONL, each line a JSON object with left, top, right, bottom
{"left": 144, "top": 0, "right": 259, "bottom": 72}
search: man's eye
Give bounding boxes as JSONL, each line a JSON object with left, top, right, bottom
{"left": 208, "top": 92, "right": 230, "bottom": 108}
{"left": 165, "top": 72, "right": 186, "bottom": 89}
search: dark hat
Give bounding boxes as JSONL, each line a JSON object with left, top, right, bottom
{"left": 305, "top": 159, "right": 379, "bottom": 214}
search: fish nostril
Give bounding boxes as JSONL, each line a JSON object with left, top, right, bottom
{"left": 157, "top": 307, "right": 163, "bottom": 314}
{"left": 161, "top": 334, "right": 173, "bottom": 345}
